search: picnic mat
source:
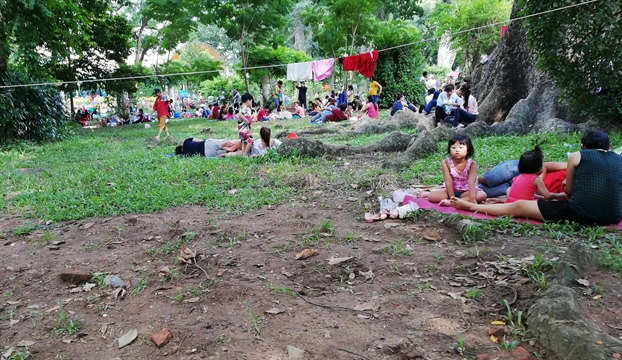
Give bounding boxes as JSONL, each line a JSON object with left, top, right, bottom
{"left": 403, "top": 196, "right": 622, "bottom": 230}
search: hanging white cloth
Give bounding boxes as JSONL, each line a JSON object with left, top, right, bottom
{"left": 286, "top": 62, "right": 313, "bottom": 81}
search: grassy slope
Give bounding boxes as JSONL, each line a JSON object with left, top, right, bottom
{"left": 1, "top": 116, "right": 620, "bottom": 223}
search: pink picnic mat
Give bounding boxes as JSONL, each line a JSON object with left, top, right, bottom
{"left": 403, "top": 196, "right": 622, "bottom": 230}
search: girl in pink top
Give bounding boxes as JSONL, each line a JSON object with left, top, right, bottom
{"left": 361, "top": 95, "right": 379, "bottom": 118}
{"left": 428, "top": 134, "right": 487, "bottom": 206}
{"left": 506, "top": 146, "right": 568, "bottom": 203}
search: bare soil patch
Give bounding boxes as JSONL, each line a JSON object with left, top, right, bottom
{"left": 1, "top": 190, "right": 620, "bottom": 359}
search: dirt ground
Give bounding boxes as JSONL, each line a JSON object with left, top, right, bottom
{"left": 1, "top": 188, "right": 621, "bottom": 360}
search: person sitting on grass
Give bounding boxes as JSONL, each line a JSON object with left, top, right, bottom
{"left": 257, "top": 104, "right": 270, "bottom": 122}
{"left": 504, "top": 145, "right": 568, "bottom": 203}
{"left": 293, "top": 101, "right": 306, "bottom": 118}
{"left": 451, "top": 130, "right": 622, "bottom": 226}
{"left": 326, "top": 103, "right": 349, "bottom": 122}
{"left": 427, "top": 134, "right": 487, "bottom": 206}
{"left": 391, "top": 93, "right": 417, "bottom": 116}
{"left": 361, "top": 95, "right": 379, "bottom": 119}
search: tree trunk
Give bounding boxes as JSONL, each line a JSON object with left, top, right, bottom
{"left": 116, "top": 91, "right": 130, "bottom": 119}
{"left": 69, "top": 86, "right": 75, "bottom": 117}
{"left": 134, "top": 18, "right": 148, "bottom": 64}
{"left": 260, "top": 74, "right": 271, "bottom": 107}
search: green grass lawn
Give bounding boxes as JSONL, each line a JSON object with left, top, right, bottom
{"left": 1, "top": 116, "right": 620, "bottom": 222}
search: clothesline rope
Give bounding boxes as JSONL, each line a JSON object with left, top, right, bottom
{"left": 0, "top": 0, "right": 602, "bottom": 90}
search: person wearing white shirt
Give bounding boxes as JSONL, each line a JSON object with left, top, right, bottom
{"left": 449, "top": 84, "right": 479, "bottom": 128}
{"left": 435, "top": 84, "right": 462, "bottom": 125}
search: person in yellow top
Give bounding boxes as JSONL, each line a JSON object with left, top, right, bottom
{"left": 369, "top": 76, "right": 382, "bottom": 104}
{"left": 272, "top": 80, "right": 283, "bottom": 108}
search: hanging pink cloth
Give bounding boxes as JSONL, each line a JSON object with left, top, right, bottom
{"left": 312, "top": 58, "right": 335, "bottom": 81}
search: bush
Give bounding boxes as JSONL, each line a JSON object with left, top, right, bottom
{"left": 373, "top": 22, "right": 426, "bottom": 108}
{"left": 0, "top": 70, "right": 69, "bottom": 144}
{"left": 200, "top": 75, "right": 260, "bottom": 104}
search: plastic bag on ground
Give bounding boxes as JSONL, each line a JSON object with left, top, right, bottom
{"left": 379, "top": 196, "right": 398, "bottom": 212}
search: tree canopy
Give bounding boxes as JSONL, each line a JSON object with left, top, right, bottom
{"left": 519, "top": 0, "right": 622, "bottom": 119}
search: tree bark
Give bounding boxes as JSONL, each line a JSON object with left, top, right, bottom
{"left": 134, "top": 17, "right": 148, "bottom": 64}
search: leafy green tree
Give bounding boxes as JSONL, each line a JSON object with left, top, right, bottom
{"left": 430, "top": 0, "right": 512, "bottom": 72}
{"left": 200, "top": 75, "right": 260, "bottom": 103}
{"left": 378, "top": 0, "right": 424, "bottom": 21}
{"left": 160, "top": 43, "right": 222, "bottom": 92}
{"left": 519, "top": 0, "right": 622, "bottom": 120}
{"left": 372, "top": 22, "right": 426, "bottom": 108}
{"left": 190, "top": 24, "right": 241, "bottom": 67}
{"left": 205, "top": 0, "right": 295, "bottom": 92}
{"left": 302, "top": 0, "right": 381, "bottom": 58}
{"left": 245, "top": 46, "right": 312, "bottom": 104}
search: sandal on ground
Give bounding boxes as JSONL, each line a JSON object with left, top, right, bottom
{"left": 365, "top": 212, "right": 387, "bottom": 223}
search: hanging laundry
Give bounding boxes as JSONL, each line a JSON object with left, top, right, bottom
{"left": 286, "top": 62, "right": 313, "bottom": 81}
{"left": 312, "top": 58, "right": 335, "bottom": 81}
{"left": 338, "top": 50, "right": 379, "bottom": 79}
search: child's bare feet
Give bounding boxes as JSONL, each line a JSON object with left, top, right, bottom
{"left": 439, "top": 199, "right": 452, "bottom": 206}
{"left": 450, "top": 197, "right": 473, "bottom": 210}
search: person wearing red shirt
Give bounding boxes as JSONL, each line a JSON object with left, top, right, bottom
{"left": 211, "top": 104, "right": 220, "bottom": 119}
{"left": 326, "top": 103, "right": 348, "bottom": 122}
{"left": 150, "top": 88, "right": 171, "bottom": 140}
{"left": 257, "top": 104, "right": 270, "bottom": 122}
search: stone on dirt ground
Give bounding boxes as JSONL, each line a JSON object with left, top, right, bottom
{"left": 287, "top": 345, "right": 305, "bottom": 359}
{"left": 151, "top": 328, "right": 173, "bottom": 348}
{"left": 476, "top": 346, "right": 531, "bottom": 360}
{"left": 58, "top": 270, "right": 90, "bottom": 284}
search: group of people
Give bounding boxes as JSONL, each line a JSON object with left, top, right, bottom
{"left": 421, "top": 130, "right": 622, "bottom": 226}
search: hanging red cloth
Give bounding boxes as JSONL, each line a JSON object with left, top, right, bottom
{"left": 338, "top": 50, "right": 379, "bottom": 78}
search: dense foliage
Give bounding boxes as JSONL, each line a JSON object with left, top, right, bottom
{"left": 373, "top": 22, "right": 426, "bottom": 108}
{"left": 0, "top": 70, "right": 69, "bottom": 143}
{"left": 519, "top": 0, "right": 622, "bottom": 120}
{"left": 430, "top": 0, "right": 512, "bottom": 72}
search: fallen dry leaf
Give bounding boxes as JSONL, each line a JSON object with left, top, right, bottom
{"left": 281, "top": 270, "right": 292, "bottom": 277}
{"left": 178, "top": 244, "right": 197, "bottom": 264}
{"left": 577, "top": 279, "right": 590, "bottom": 287}
{"left": 490, "top": 335, "right": 498, "bottom": 343}
{"left": 83, "top": 283, "right": 96, "bottom": 292}
{"left": 593, "top": 295, "right": 602, "bottom": 300}
{"left": 295, "top": 249, "right": 317, "bottom": 260}
{"left": 265, "top": 308, "right": 283, "bottom": 314}
{"left": 359, "top": 269, "right": 374, "bottom": 280}
{"left": 184, "top": 297, "right": 200, "bottom": 303}
{"left": 327, "top": 257, "right": 353, "bottom": 265}
{"left": 353, "top": 303, "right": 378, "bottom": 312}
{"left": 113, "top": 288, "right": 126, "bottom": 299}
{"left": 16, "top": 340, "right": 36, "bottom": 347}
{"left": 597, "top": 341, "right": 603, "bottom": 345}
{"left": 491, "top": 320, "right": 506, "bottom": 325}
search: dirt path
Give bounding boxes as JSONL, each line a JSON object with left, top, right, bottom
{"left": 1, "top": 190, "right": 620, "bottom": 359}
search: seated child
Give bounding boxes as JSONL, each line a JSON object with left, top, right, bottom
{"left": 505, "top": 146, "right": 568, "bottom": 203}
{"left": 428, "top": 134, "right": 487, "bottom": 206}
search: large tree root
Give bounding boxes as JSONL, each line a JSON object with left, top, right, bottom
{"left": 276, "top": 131, "right": 416, "bottom": 157}
{"left": 527, "top": 243, "right": 622, "bottom": 360}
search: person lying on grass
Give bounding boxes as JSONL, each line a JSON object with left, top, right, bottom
{"left": 451, "top": 130, "right": 622, "bottom": 226}
{"left": 427, "top": 134, "right": 487, "bottom": 206}
{"left": 478, "top": 160, "right": 567, "bottom": 198}
{"left": 219, "top": 127, "right": 281, "bottom": 158}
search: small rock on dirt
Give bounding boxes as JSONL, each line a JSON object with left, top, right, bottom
{"left": 59, "top": 270, "right": 90, "bottom": 284}
{"left": 476, "top": 346, "right": 530, "bottom": 360}
{"left": 327, "top": 257, "right": 353, "bottom": 265}
{"left": 151, "top": 328, "right": 173, "bottom": 348}
{"left": 400, "top": 347, "right": 425, "bottom": 359}
{"left": 49, "top": 245, "right": 60, "bottom": 250}
{"left": 104, "top": 275, "right": 126, "bottom": 288}
{"left": 287, "top": 345, "right": 305, "bottom": 360}
{"left": 488, "top": 326, "right": 506, "bottom": 338}
{"left": 118, "top": 329, "right": 138, "bottom": 348}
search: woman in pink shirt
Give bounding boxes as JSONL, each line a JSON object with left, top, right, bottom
{"left": 451, "top": 84, "right": 478, "bottom": 128}
{"left": 361, "top": 95, "right": 379, "bottom": 118}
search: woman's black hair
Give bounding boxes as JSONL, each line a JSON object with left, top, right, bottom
{"left": 427, "top": 88, "right": 436, "bottom": 95}
{"left": 227, "top": 107, "right": 234, "bottom": 115}
{"left": 241, "top": 93, "right": 253, "bottom": 103}
{"left": 367, "top": 95, "right": 378, "bottom": 111}
{"left": 581, "top": 130, "right": 610, "bottom": 150}
{"left": 447, "top": 134, "right": 474, "bottom": 159}
{"left": 444, "top": 84, "right": 454, "bottom": 92}
{"left": 348, "top": 85, "right": 354, "bottom": 90}
{"left": 395, "top": 92, "right": 404, "bottom": 100}
{"left": 460, "top": 84, "right": 471, "bottom": 111}
{"left": 260, "top": 127, "right": 271, "bottom": 148}
{"left": 339, "top": 103, "right": 347, "bottom": 111}
{"left": 175, "top": 145, "right": 183, "bottom": 155}
{"left": 518, "top": 146, "right": 544, "bottom": 174}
